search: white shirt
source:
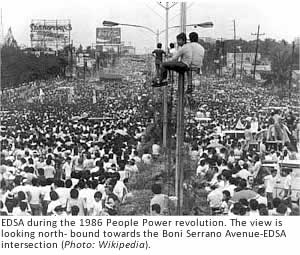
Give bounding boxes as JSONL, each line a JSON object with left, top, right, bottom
{"left": 90, "top": 200, "right": 103, "bottom": 216}
{"left": 223, "top": 184, "right": 236, "bottom": 197}
{"left": 236, "top": 169, "right": 252, "bottom": 180}
{"left": 152, "top": 144, "right": 160, "bottom": 156}
{"left": 256, "top": 195, "right": 268, "bottom": 206}
{"left": 172, "top": 42, "right": 204, "bottom": 68}
{"left": 249, "top": 210, "right": 260, "bottom": 216}
{"left": 142, "top": 154, "right": 152, "bottom": 164}
{"left": 264, "top": 175, "right": 278, "bottom": 193}
{"left": 55, "top": 187, "right": 70, "bottom": 207}
{"left": 79, "top": 188, "right": 96, "bottom": 211}
{"left": 62, "top": 162, "right": 72, "bottom": 178}
{"left": 207, "top": 189, "right": 223, "bottom": 208}
{"left": 47, "top": 200, "right": 62, "bottom": 215}
{"left": 27, "top": 186, "right": 43, "bottom": 205}
{"left": 113, "top": 181, "right": 127, "bottom": 202}
{"left": 283, "top": 174, "right": 292, "bottom": 190}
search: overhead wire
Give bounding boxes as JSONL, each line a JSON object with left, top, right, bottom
{"left": 145, "top": 2, "right": 164, "bottom": 21}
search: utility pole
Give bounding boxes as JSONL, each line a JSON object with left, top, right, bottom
{"left": 288, "top": 41, "right": 295, "bottom": 100}
{"left": 251, "top": 25, "right": 265, "bottom": 80}
{"left": 233, "top": 20, "right": 236, "bottom": 78}
{"left": 156, "top": 1, "right": 177, "bottom": 182}
{"left": 163, "top": 2, "right": 169, "bottom": 164}
{"left": 70, "top": 40, "right": 73, "bottom": 78}
{"left": 175, "top": 1, "right": 186, "bottom": 215}
{"left": 83, "top": 56, "right": 86, "bottom": 86}
{"left": 240, "top": 47, "right": 244, "bottom": 81}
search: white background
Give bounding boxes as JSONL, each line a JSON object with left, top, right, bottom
{"left": 1, "top": 216, "right": 299, "bottom": 255}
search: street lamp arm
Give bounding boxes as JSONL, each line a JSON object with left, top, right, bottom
{"left": 118, "top": 23, "right": 157, "bottom": 35}
{"left": 159, "top": 22, "right": 213, "bottom": 35}
{"left": 103, "top": 20, "right": 157, "bottom": 35}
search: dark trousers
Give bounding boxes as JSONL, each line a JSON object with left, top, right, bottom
{"left": 160, "top": 61, "right": 188, "bottom": 81}
{"left": 267, "top": 192, "right": 274, "bottom": 209}
{"left": 155, "top": 63, "right": 161, "bottom": 76}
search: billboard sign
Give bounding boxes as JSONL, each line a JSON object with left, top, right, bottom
{"left": 30, "top": 19, "right": 72, "bottom": 50}
{"left": 226, "top": 52, "right": 260, "bottom": 67}
{"left": 96, "top": 27, "right": 121, "bottom": 45}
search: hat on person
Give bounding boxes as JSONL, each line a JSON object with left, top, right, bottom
{"left": 238, "top": 160, "right": 244, "bottom": 166}
{"left": 7, "top": 192, "right": 14, "bottom": 200}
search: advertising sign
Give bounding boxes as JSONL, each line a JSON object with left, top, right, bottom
{"left": 30, "top": 19, "right": 72, "bottom": 50}
{"left": 96, "top": 27, "right": 121, "bottom": 45}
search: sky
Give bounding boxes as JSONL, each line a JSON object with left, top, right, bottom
{"left": 1, "top": 0, "right": 300, "bottom": 53}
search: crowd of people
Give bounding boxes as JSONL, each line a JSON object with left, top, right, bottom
{"left": 1, "top": 39, "right": 300, "bottom": 216}
{"left": 0, "top": 57, "right": 162, "bottom": 216}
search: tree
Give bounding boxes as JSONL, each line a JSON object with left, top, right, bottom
{"left": 1, "top": 44, "right": 69, "bottom": 88}
{"left": 270, "top": 45, "right": 291, "bottom": 86}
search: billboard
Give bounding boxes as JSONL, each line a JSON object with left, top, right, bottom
{"left": 226, "top": 52, "right": 260, "bottom": 67}
{"left": 96, "top": 27, "right": 121, "bottom": 45}
{"left": 30, "top": 19, "right": 72, "bottom": 50}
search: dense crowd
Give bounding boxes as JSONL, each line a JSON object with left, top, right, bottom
{"left": 0, "top": 54, "right": 300, "bottom": 216}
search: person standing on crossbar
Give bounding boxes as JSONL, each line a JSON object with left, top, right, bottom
{"left": 152, "top": 32, "right": 205, "bottom": 93}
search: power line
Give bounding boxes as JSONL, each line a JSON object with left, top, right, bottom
{"left": 145, "top": 3, "right": 164, "bottom": 21}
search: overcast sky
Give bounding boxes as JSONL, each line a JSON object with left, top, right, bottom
{"left": 1, "top": 0, "right": 300, "bottom": 53}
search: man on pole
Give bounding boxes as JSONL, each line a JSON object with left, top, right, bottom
{"left": 152, "top": 32, "right": 204, "bottom": 88}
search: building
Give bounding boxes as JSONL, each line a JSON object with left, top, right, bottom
{"left": 199, "top": 37, "right": 216, "bottom": 44}
{"left": 226, "top": 52, "right": 260, "bottom": 68}
{"left": 226, "top": 52, "right": 271, "bottom": 77}
{"left": 119, "top": 42, "right": 136, "bottom": 55}
{"left": 120, "top": 45, "right": 136, "bottom": 55}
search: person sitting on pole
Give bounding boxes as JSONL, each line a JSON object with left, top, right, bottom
{"left": 169, "top": 42, "right": 176, "bottom": 58}
{"left": 152, "top": 33, "right": 188, "bottom": 87}
{"left": 152, "top": 32, "right": 204, "bottom": 88}
{"left": 152, "top": 43, "right": 166, "bottom": 77}
{"left": 168, "top": 43, "right": 176, "bottom": 83}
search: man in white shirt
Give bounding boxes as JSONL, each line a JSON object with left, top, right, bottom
{"left": 282, "top": 168, "right": 292, "bottom": 203}
{"left": 152, "top": 32, "right": 204, "bottom": 87}
{"left": 256, "top": 187, "right": 268, "bottom": 206}
{"left": 62, "top": 157, "right": 72, "bottom": 180}
{"left": 264, "top": 169, "right": 278, "bottom": 208}
{"left": 150, "top": 184, "right": 171, "bottom": 215}
{"left": 152, "top": 143, "right": 160, "bottom": 160}
{"left": 235, "top": 163, "right": 252, "bottom": 181}
{"left": 207, "top": 187, "right": 223, "bottom": 215}
{"left": 113, "top": 173, "right": 128, "bottom": 203}
{"left": 27, "top": 178, "right": 43, "bottom": 215}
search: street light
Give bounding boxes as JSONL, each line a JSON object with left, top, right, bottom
{"left": 103, "top": 20, "right": 157, "bottom": 36}
{"left": 103, "top": 20, "right": 214, "bottom": 44}
{"left": 160, "top": 21, "right": 213, "bottom": 33}
{"left": 158, "top": 22, "right": 213, "bottom": 41}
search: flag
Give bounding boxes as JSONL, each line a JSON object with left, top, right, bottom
{"left": 235, "top": 118, "right": 245, "bottom": 130}
{"left": 39, "top": 89, "right": 44, "bottom": 103}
